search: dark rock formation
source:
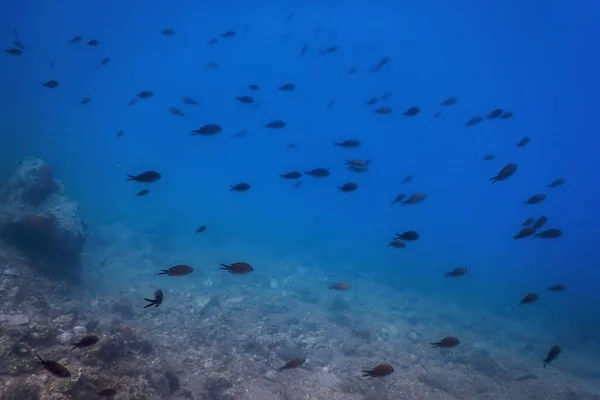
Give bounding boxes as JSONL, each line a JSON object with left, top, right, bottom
{"left": 0, "top": 157, "right": 87, "bottom": 281}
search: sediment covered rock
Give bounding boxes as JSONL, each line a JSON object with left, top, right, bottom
{"left": 0, "top": 157, "right": 87, "bottom": 281}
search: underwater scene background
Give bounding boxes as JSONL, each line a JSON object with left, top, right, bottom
{"left": 1, "top": 0, "right": 600, "bottom": 399}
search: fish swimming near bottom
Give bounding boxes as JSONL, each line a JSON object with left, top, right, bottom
{"left": 36, "top": 354, "right": 71, "bottom": 378}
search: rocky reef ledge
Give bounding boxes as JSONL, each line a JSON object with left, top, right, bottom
{"left": 0, "top": 157, "right": 87, "bottom": 281}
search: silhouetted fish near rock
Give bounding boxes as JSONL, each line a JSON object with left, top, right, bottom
{"left": 431, "top": 337, "right": 460, "bottom": 348}
{"left": 305, "top": 168, "right": 329, "bottom": 177}
{"left": 387, "top": 239, "right": 406, "bottom": 248}
{"left": 548, "top": 284, "right": 565, "bottom": 292}
{"left": 160, "top": 28, "right": 176, "bottom": 36}
{"left": 191, "top": 124, "right": 222, "bottom": 136}
{"left": 403, "top": 106, "right": 420, "bottom": 116}
{"left": 482, "top": 154, "right": 495, "bottom": 161}
{"left": 196, "top": 225, "right": 207, "bottom": 233}
{"left": 446, "top": 267, "right": 467, "bottom": 277}
{"left": 533, "top": 228, "right": 562, "bottom": 239}
{"left": 143, "top": 289, "right": 163, "bottom": 308}
{"left": 277, "top": 357, "right": 305, "bottom": 371}
{"left": 127, "top": 171, "right": 161, "bottom": 183}
{"left": 519, "top": 293, "right": 538, "bottom": 305}
{"left": 396, "top": 231, "right": 419, "bottom": 241}
{"left": 487, "top": 109, "right": 503, "bottom": 118}
{"left": 221, "top": 30, "right": 236, "bottom": 38}
{"left": 524, "top": 194, "right": 546, "bottom": 205}
{"left": 338, "top": 182, "right": 358, "bottom": 192}
{"left": 236, "top": 95, "right": 254, "bottom": 104}
{"left": 158, "top": 265, "right": 193, "bottom": 276}
{"left": 168, "top": 107, "right": 185, "bottom": 116}
{"left": 5, "top": 48, "right": 23, "bottom": 55}
{"left": 513, "top": 226, "right": 536, "bottom": 240}
{"left": 334, "top": 139, "right": 360, "bottom": 148}
{"left": 266, "top": 120, "right": 286, "bottom": 129}
{"left": 490, "top": 163, "right": 517, "bottom": 183}
{"left": 522, "top": 217, "right": 534, "bottom": 226}
{"left": 80, "top": 97, "right": 91, "bottom": 105}
{"left": 182, "top": 96, "right": 199, "bottom": 105}
{"left": 136, "top": 189, "right": 149, "bottom": 196}
{"left": 374, "top": 106, "right": 392, "bottom": 115}
{"left": 547, "top": 178, "right": 565, "bottom": 188}
{"left": 362, "top": 364, "right": 394, "bottom": 377}
{"left": 391, "top": 194, "right": 406, "bottom": 205}
{"left": 543, "top": 345, "right": 562, "bottom": 368}
{"left": 440, "top": 96, "right": 457, "bottom": 106}
{"left": 516, "top": 136, "right": 530, "bottom": 147}
{"left": 533, "top": 216, "right": 548, "bottom": 230}
{"left": 231, "top": 182, "right": 251, "bottom": 191}
{"left": 465, "top": 116, "right": 483, "bottom": 127}
{"left": 98, "top": 388, "right": 117, "bottom": 397}
{"left": 279, "top": 83, "right": 296, "bottom": 91}
{"left": 87, "top": 39, "right": 99, "bottom": 46}
{"left": 328, "top": 282, "right": 351, "bottom": 291}
{"left": 220, "top": 262, "right": 253, "bottom": 274}
{"left": 42, "top": 80, "right": 59, "bottom": 88}
{"left": 400, "top": 192, "right": 426, "bottom": 206}
{"left": 280, "top": 171, "right": 302, "bottom": 179}
{"left": 70, "top": 335, "right": 99, "bottom": 351}
{"left": 137, "top": 90, "right": 153, "bottom": 99}
{"left": 36, "top": 354, "right": 71, "bottom": 378}
{"left": 70, "top": 35, "right": 82, "bottom": 44}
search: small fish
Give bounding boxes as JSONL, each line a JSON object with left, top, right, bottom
{"left": 300, "top": 44, "right": 307, "bottom": 56}
{"left": 519, "top": 293, "right": 539, "bottom": 305}
{"left": 513, "top": 226, "right": 536, "bottom": 240}
{"left": 160, "top": 28, "right": 176, "bottom": 36}
{"left": 524, "top": 194, "right": 546, "bottom": 205}
{"left": 304, "top": 168, "right": 329, "bottom": 178}
{"left": 543, "top": 345, "right": 562, "bottom": 368}
{"left": 277, "top": 357, "right": 306, "bottom": 371}
{"left": 445, "top": 267, "right": 467, "bottom": 277}
{"left": 366, "top": 97, "right": 379, "bottom": 106}
{"left": 286, "top": 143, "right": 297, "bottom": 149}
{"left": 465, "top": 116, "right": 483, "bottom": 127}
{"left": 116, "top": 130, "right": 124, "bottom": 137}
{"left": 334, "top": 139, "right": 360, "bottom": 148}
{"left": 500, "top": 111, "right": 513, "bottom": 119}
{"left": 374, "top": 106, "right": 392, "bottom": 115}
{"left": 328, "top": 282, "right": 351, "bottom": 291}
{"left": 516, "top": 136, "right": 530, "bottom": 147}
{"left": 387, "top": 239, "right": 406, "bottom": 248}
{"left": 370, "top": 56, "right": 391, "bottom": 72}
{"left": 431, "top": 337, "right": 460, "bottom": 348}
{"left": 182, "top": 96, "right": 199, "bottom": 105}
{"left": 36, "top": 354, "right": 71, "bottom": 378}
{"left": 98, "top": 388, "right": 117, "bottom": 396}
{"left": 362, "top": 364, "right": 394, "bottom": 377}
{"left": 219, "top": 262, "right": 253, "bottom": 274}
{"left": 208, "top": 38, "right": 218, "bottom": 45}
{"left": 70, "top": 35, "right": 82, "bottom": 44}
{"left": 87, "top": 39, "right": 99, "bottom": 46}
{"left": 348, "top": 66, "right": 358, "bottom": 74}
{"left": 42, "top": 80, "right": 59, "bottom": 88}
{"left": 522, "top": 217, "right": 535, "bottom": 226}
{"left": 279, "top": 83, "right": 296, "bottom": 91}
{"left": 338, "top": 182, "right": 358, "bottom": 192}
{"left": 137, "top": 90, "right": 153, "bottom": 99}
{"left": 403, "top": 106, "right": 420, "bottom": 116}
{"left": 80, "top": 97, "right": 91, "bottom": 105}
{"left": 196, "top": 225, "right": 207, "bottom": 233}
{"left": 221, "top": 30, "right": 236, "bottom": 38}
{"left": 136, "top": 189, "right": 149, "bottom": 196}
{"left": 440, "top": 97, "right": 457, "bottom": 106}
{"left": 547, "top": 284, "right": 565, "bottom": 292}
{"left": 482, "top": 154, "right": 495, "bottom": 161}
{"left": 230, "top": 182, "right": 251, "bottom": 192}
{"left": 533, "top": 228, "right": 563, "bottom": 239}
{"left": 266, "top": 120, "right": 286, "bottom": 129}
{"left": 318, "top": 45, "right": 338, "bottom": 56}
{"left": 391, "top": 194, "right": 406, "bottom": 205}
{"left": 128, "top": 97, "right": 139, "bottom": 106}
{"left": 400, "top": 193, "right": 426, "bottom": 206}
{"left": 5, "top": 48, "right": 23, "bottom": 55}
{"left": 168, "top": 107, "right": 185, "bottom": 116}
{"left": 490, "top": 163, "right": 517, "bottom": 183}
{"left": 248, "top": 84, "right": 260, "bottom": 91}
{"left": 402, "top": 175, "right": 414, "bottom": 184}
{"left": 127, "top": 171, "right": 161, "bottom": 183}
{"left": 143, "top": 289, "right": 163, "bottom": 308}
{"left": 70, "top": 335, "right": 100, "bottom": 351}
{"left": 236, "top": 96, "right": 254, "bottom": 104}
{"left": 158, "top": 265, "right": 193, "bottom": 276}
{"left": 380, "top": 92, "right": 393, "bottom": 101}
{"left": 547, "top": 178, "right": 565, "bottom": 188}
{"left": 98, "top": 57, "right": 110, "bottom": 66}
{"left": 191, "top": 124, "right": 222, "bottom": 136}
{"left": 533, "top": 216, "right": 548, "bottom": 230}
{"left": 487, "top": 109, "right": 503, "bottom": 119}
{"left": 396, "top": 231, "right": 419, "bottom": 241}
{"left": 280, "top": 171, "right": 302, "bottom": 179}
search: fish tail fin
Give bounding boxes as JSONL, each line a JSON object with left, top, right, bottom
{"left": 126, "top": 175, "right": 137, "bottom": 181}
{"left": 361, "top": 371, "right": 372, "bottom": 377}
{"left": 143, "top": 301, "right": 155, "bottom": 309}
{"left": 219, "top": 263, "right": 230, "bottom": 270}
{"left": 489, "top": 177, "right": 497, "bottom": 183}
{"left": 327, "top": 285, "right": 335, "bottom": 290}
{"left": 157, "top": 270, "right": 168, "bottom": 275}
{"left": 35, "top": 354, "right": 44, "bottom": 363}
{"left": 430, "top": 343, "right": 439, "bottom": 347}
{"left": 543, "top": 361, "right": 547, "bottom": 369}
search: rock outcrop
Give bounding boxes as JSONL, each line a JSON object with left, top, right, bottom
{"left": 0, "top": 157, "right": 87, "bottom": 281}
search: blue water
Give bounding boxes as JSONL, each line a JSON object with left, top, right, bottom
{"left": 2, "top": 0, "right": 600, "bottom": 394}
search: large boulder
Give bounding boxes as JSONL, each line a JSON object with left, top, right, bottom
{"left": 0, "top": 157, "right": 87, "bottom": 281}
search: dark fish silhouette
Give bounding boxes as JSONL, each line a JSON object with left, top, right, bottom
{"left": 516, "top": 136, "right": 530, "bottom": 147}
{"left": 440, "top": 97, "right": 457, "bottom": 106}
{"left": 280, "top": 171, "right": 302, "bottom": 179}
{"left": 338, "top": 182, "right": 358, "bottom": 192}
{"left": 266, "top": 120, "right": 286, "bottom": 129}
{"left": 334, "top": 139, "right": 360, "bottom": 148}
{"left": 524, "top": 194, "right": 546, "bottom": 205}
{"left": 374, "top": 106, "right": 393, "bottom": 115}
{"left": 532, "top": 216, "right": 548, "bottom": 230}
{"left": 196, "top": 225, "right": 207, "bottom": 233}
{"left": 43, "top": 80, "right": 59, "bottom": 88}
{"left": 514, "top": 227, "right": 536, "bottom": 240}
{"left": 391, "top": 194, "right": 406, "bottom": 205}
{"left": 387, "top": 239, "right": 406, "bottom": 248}
{"left": 533, "top": 228, "right": 563, "bottom": 239}
{"left": 80, "top": 97, "right": 91, "bottom": 105}
{"left": 70, "top": 335, "right": 99, "bottom": 351}
{"left": 143, "top": 289, "right": 163, "bottom": 308}
{"left": 445, "top": 267, "right": 467, "bottom": 277}
{"left": 277, "top": 357, "right": 306, "bottom": 371}
{"left": 465, "top": 116, "right": 483, "bottom": 127}
{"left": 396, "top": 231, "right": 419, "bottom": 241}
{"left": 362, "top": 364, "right": 394, "bottom": 377}
{"left": 543, "top": 345, "right": 561, "bottom": 368}
{"left": 136, "top": 189, "right": 149, "bottom": 196}
{"left": 328, "top": 282, "right": 351, "bottom": 291}
{"left": 87, "top": 39, "right": 99, "bottom": 46}
{"left": 279, "top": 83, "right": 296, "bottom": 91}
{"left": 490, "top": 163, "right": 517, "bottom": 183}
{"left": 160, "top": 28, "right": 176, "bottom": 36}
{"left": 400, "top": 193, "right": 426, "bottom": 206}
{"left": 36, "top": 354, "right": 71, "bottom": 378}
{"left": 70, "top": 35, "right": 82, "bottom": 44}
{"left": 182, "top": 96, "right": 199, "bottom": 105}
{"left": 403, "top": 106, "right": 420, "bottom": 116}
{"left": 191, "top": 124, "right": 222, "bottom": 136}
{"left": 158, "top": 265, "right": 193, "bottom": 276}
{"left": 304, "top": 168, "right": 329, "bottom": 178}
{"left": 220, "top": 262, "right": 253, "bottom": 274}
{"left": 431, "top": 337, "right": 460, "bottom": 348}
{"left": 5, "top": 48, "right": 23, "bottom": 55}
{"left": 168, "top": 107, "right": 185, "bottom": 116}
{"left": 248, "top": 84, "right": 260, "bottom": 91}
{"left": 231, "top": 182, "right": 251, "bottom": 191}
{"left": 137, "top": 90, "right": 153, "bottom": 99}
{"left": 487, "top": 108, "right": 503, "bottom": 118}
{"left": 522, "top": 217, "right": 534, "bottom": 226}
{"left": 98, "top": 388, "right": 118, "bottom": 396}
{"left": 548, "top": 284, "right": 565, "bottom": 292}
{"left": 127, "top": 171, "right": 161, "bottom": 183}
{"left": 519, "top": 293, "right": 538, "bottom": 305}
{"left": 547, "top": 178, "right": 565, "bottom": 188}
{"left": 482, "top": 154, "right": 495, "bottom": 161}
